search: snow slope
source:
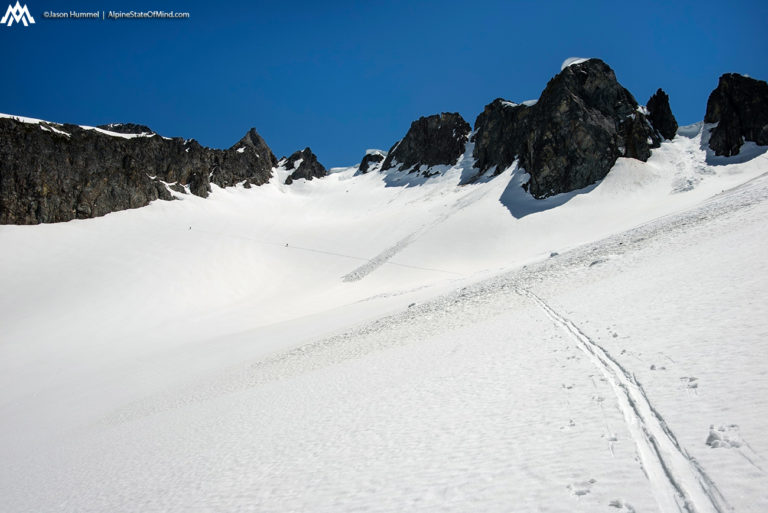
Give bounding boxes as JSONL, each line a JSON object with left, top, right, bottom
{"left": 0, "top": 124, "right": 767, "bottom": 512}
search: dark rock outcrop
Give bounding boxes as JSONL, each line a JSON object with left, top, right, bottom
{"left": 381, "top": 113, "right": 471, "bottom": 172}
{"left": 282, "top": 147, "right": 327, "bottom": 185}
{"left": 646, "top": 89, "right": 678, "bottom": 140}
{"left": 97, "top": 123, "right": 155, "bottom": 135}
{"left": 473, "top": 59, "right": 661, "bottom": 198}
{"left": 0, "top": 118, "right": 276, "bottom": 224}
{"left": 472, "top": 99, "right": 532, "bottom": 176}
{"left": 705, "top": 73, "right": 768, "bottom": 156}
{"left": 357, "top": 150, "right": 386, "bottom": 174}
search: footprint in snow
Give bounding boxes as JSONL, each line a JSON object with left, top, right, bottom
{"left": 567, "top": 479, "right": 596, "bottom": 497}
{"left": 680, "top": 376, "right": 699, "bottom": 390}
{"left": 706, "top": 424, "right": 742, "bottom": 449}
{"left": 609, "top": 498, "right": 637, "bottom": 512}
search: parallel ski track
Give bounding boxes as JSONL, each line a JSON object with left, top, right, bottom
{"left": 521, "top": 288, "right": 730, "bottom": 513}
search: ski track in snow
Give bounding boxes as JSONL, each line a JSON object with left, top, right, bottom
{"left": 2, "top": 123, "right": 768, "bottom": 512}
{"left": 521, "top": 288, "right": 730, "bottom": 513}
{"left": 342, "top": 180, "right": 491, "bottom": 282}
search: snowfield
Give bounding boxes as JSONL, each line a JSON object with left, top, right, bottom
{"left": 1, "top": 124, "right": 767, "bottom": 512}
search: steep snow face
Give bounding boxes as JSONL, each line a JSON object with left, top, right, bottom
{"left": 0, "top": 123, "right": 767, "bottom": 512}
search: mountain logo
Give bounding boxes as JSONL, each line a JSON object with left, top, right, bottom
{"left": 1, "top": 1, "right": 35, "bottom": 26}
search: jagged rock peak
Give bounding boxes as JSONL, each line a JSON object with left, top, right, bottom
{"left": 283, "top": 147, "right": 327, "bottom": 185}
{"left": 231, "top": 128, "right": 278, "bottom": 164}
{"left": 473, "top": 58, "right": 661, "bottom": 199}
{"left": 97, "top": 122, "right": 155, "bottom": 135}
{"left": 357, "top": 149, "right": 386, "bottom": 174}
{"left": 646, "top": 88, "right": 678, "bottom": 140}
{"left": 381, "top": 112, "right": 471, "bottom": 172}
{"left": 705, "top": 73, "right": 768, "bottom": 156}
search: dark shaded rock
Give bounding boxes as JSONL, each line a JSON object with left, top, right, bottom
{"left": 97, "top": 123, "right": 155, "bottom": 135}
{"left": 282, "top": 147, "right": 327, "bottom": 185}
{"left": 472, "top": 99, "right": 532, "bottom": 175}
{"left": 646, "top": 88, "right": 678, "bottom": 140}
{"left": 0, "top": 118, "right": 276, "bottom": 224}
{"left": 357, "top": 150, "right": 386, "bottom": 174}
{"left": 619, "top": 113, "right": 656, "bottom": 160}
{"left": 473, "top": 59, "right": 660, "bottom": 198}
{"left": 213, "top": 128, "right": 277, "bottom": 189}
{"left": 705, "top": 73, "right": 768, "bottom": 156}
{"left": 381, "top": 113, "right": 471, "bottom": 172}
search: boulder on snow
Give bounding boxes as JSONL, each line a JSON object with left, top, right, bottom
{"left": 381, "top": 112, "right": 471, "bottom": 172}
{"left": 705, "top": 73, "right": 768, "bottom": 156}
{"left": 283, "top": 147, "right": 327, "bottom": 185}
{"left": 473, "top": 58, "right": 661, "bottom": 198}
{"left": 646, "top": 88, "right": 678, "bottom": 140}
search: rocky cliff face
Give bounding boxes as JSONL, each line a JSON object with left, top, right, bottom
{"left": 705, "top": 73, "right": 768, "bottom": 156}
{"left": 381, "top": 113, "right": 471, "bottom": 174}
{"left": 0, "top": 118, "right": 276, "bottom": 224}
{"left": 646, "top": 89, "right": 678, "bottom": 140}
{"left": 473, "top": 59, "right": 661, "bottom": 198}
{"left": 281, "top": 147, "right": 327, "bottom": 185}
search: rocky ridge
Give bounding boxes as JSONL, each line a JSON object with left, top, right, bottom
{"left": 0, "top": 118, "right": 276, "bottom": 224}
{"left": 2, "top": 60, "right": 766, "bottom": 225}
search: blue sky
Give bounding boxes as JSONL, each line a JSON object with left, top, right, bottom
{"left": 2, "top": 0, "right": 766, "bottom": 167}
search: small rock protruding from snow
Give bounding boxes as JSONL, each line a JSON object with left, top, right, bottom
{"left": 283, "top": 147, "right": 327, "bottom": 185}
{"left": 358, "top": 149, "right": 387, "bottom": 174}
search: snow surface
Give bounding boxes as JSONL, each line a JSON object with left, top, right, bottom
{"left": 1, "top": 124, "right": 767, "bottom": 512}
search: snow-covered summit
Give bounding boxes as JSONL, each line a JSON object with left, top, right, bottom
{"left": 561, "top": 56, "right": 591, "bottom": 70}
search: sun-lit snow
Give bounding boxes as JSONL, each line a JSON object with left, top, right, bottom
{"left": 561, "top": 56, "right": 591, "bottom": 71}
{"left": 0, "top": 122, "right": 767, "bottom": 512}
{"left": 0, "top": 112, "right": 154, "bottom": 139}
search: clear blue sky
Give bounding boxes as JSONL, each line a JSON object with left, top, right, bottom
{"left": 2, "top": 0, "right": 766, "bottom": 167}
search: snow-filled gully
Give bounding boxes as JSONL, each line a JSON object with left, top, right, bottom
{"left": 520, "top": 289, "right": 730, "bottom": 513}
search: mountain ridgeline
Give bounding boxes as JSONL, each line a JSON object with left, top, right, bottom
{"left": 1, "top": 59, "right": 766, "bottom": 224}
